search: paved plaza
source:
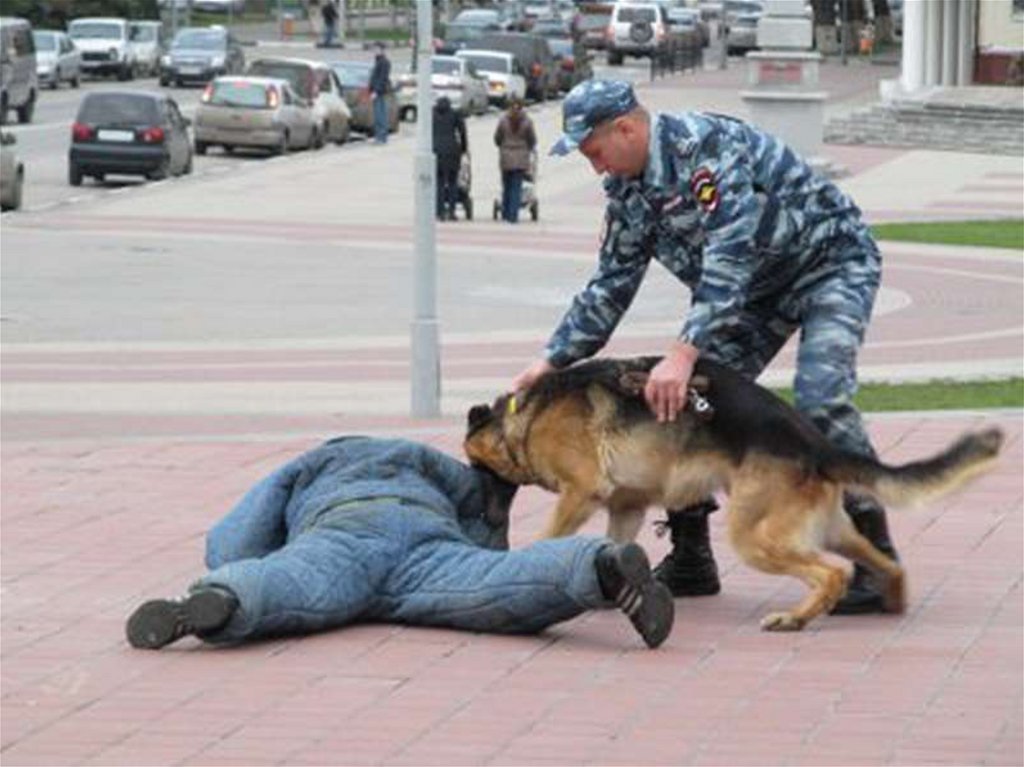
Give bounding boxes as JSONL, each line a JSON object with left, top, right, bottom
{"left": 1, "top": 55, "right": 1022, "bottom": 766}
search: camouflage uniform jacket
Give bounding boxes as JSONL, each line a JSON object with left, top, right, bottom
{"left": 544, "top": 111, "right": 880, "bottom": 368}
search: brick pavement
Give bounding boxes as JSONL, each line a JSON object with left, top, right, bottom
{"left": 1, "top": 412, "right": 1021, "bottom": 767}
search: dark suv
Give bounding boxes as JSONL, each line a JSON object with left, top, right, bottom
{"left": 475, "top": 32, "right": 557, "bottom": 102}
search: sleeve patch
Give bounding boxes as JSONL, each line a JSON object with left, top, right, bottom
{"left": 689, "top": 167, "right": 719, "bottom": 213}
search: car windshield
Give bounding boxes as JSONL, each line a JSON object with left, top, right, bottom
{"left": 32, "top": 32, "right": 57, "bottom": 51}
{"left": 248, "top": 61, "right": 313, "bottom": 98}
{"left": 444, "top": 23, "right": 488, "bottom": 42}
{"left": 578, "top": 14, "right": 610, "bottom": 31}
{"left": 210, "top": 80, "right": 272, "bottom": 108}
{"left": 547, "top": 39, "right": 572, "bottom": 56}
{"left": 431, "top": 59, "right": 461, "bottom": 76}
{"left": 131, "top": 25, "right": 158, "bottom": 42}
{"left": 459, "top": 53, "right": 508, "bottom": 73}
{"left": 172, "top": 30, "right": 225, "bottom": 50}
{"left": 617, "top": 7, "right": 657, "bottom": 23}
{"left": 77, "top": 94, "right": 159, "bottom": 125}
{"left": 69, "top": 22, "right": 123, "bottom": 40}
{"left": 331, "top": 63, "right": 371, "bottom": 87}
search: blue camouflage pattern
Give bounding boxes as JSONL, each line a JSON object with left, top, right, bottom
{"left": 550, "top": 79, "right": 639, "bottom": 156}
{"left": 545, "top": 109, "right": 882, "bottom": 457}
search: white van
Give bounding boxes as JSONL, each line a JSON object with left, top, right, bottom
{"left": 68, "top": 17, "right": 136, "bottom": 80}
{"left": 0, "top": 17, "right": 38, "bottom": 124}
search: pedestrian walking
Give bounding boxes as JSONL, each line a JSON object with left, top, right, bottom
{"left": 125, "top": 437, "right": 674, "bottom": 650}
{"left": 433, "top": 96, "right": 468, "bottom": 221}
{"left": 368, "top": 42, "right": 392, "bottom": 144}
{"left": 511, "top": 79, "right": 898, "bottom": 615}
{"left": 493, "top": 97, "right": 536, "bottom": 223}
{"left": 320, "top": 0, "right": 339, "bottom": 47}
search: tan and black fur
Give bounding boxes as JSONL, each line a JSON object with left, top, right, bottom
{"left": 464, "top": 357, "right": 1004, "bottom": 631}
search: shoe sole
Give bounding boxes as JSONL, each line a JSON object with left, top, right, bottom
{"left": 126, "top": 590, "right": 234, "bottom": 650}
{"left": 616, "top": 544, "right": 675, "bottom": 649}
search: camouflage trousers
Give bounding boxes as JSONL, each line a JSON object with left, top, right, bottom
{"left": 700, "top": 235, "right": 881, "bottom": 459}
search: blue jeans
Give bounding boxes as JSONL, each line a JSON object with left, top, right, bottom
{"left": 501, "top": 169, "right": 524, "bottom": 222}
{"left": 197, "top": 502, "right": 607, "bottom": 643}
{"left": 372, "top": 95, "right": 389, "bottom": 143}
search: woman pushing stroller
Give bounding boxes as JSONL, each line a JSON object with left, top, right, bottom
{"left": 494, "top": 97, "right": 537, "bottom": 224}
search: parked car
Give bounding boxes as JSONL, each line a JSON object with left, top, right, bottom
{"left": 329, "top": 60, "right": 399, "bottom": 135}
{"left": 576, "top": 2, "right": 613, "bottom": 50}
{"left": 437, "top": 21, "right": 496, "bottom": 54}
{"left": 397, "top": 56, "right": 488, "bottom": 118}
{"left": 454, "top": 49, "right": 527, "bottom": 107}
{"left": 606, "top": 1, "right": 675, "bottom": 65}
{"left": 0, "top": 130, "right": 24, "bottom": 210}
{"left": 450, "top": 8, "right": 515, "bottom": 32}
{"left": 546, "top": 37, "right": 592, "bottom": 92}
{"left": 666, "top": 7, "right": 711, "bottom": 47}
{"left": 724, "top": 0, "right": 763, "bottom": 55}
{"left": 522, "top": 0, "right": 555, "bottom": 28}
{"left": 129, "top": 21, "right": 167, "bottom": 77}
{"left": 160, "top": 26, "right": 245, "bottom": 86}
{"left": 33, "top": 30, "right": 80, "bottom": 89}
{"left": 194, "top": 76, "right": 318, "bottom": 155}
{"left": 247, "top": 57, "right": 350, "bottom": 145}
{"left": 475, "top": 31, "right": 558, "bottom": 101}
{"left": 530, "top": 15, "right": 574, "bottom": 39}
{"left": 68, "top": 17, "right": 137, "bottom": 80}
{"left": 192, "top": 0, "right": 246, "bottom": 12}
{"left": 68, "top": 90, "right": 193, "bottom": 185}
{"left": 1, "top": 16, "right": 38, "bottom": 123}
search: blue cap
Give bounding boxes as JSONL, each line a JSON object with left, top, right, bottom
{"left": 549, "top": 80, "right": 639, "bottom": 157}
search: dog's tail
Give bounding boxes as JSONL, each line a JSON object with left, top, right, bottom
{"left": 821, "top": 427, "right": 1004, "bottom": 508}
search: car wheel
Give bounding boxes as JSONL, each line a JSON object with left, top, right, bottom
{"left": 49, "top": 77, "right": 59, "bottom": 90}
{"left": 608, "top": 50, "right": 624, "bottom": 66}
{"left": 194, "top": 140, "right": 208, "bottom": 156}
{"left": 71, "top": 73, "right": 80, "bottom": 88}
{"left": 273, "top": 131, "right": 289, "bottom": 156}
{"left": 94, "top": 173, "right": 105, "bottom": 183}
{"left": 223, "top": 145, "right": 234, "bottom": 154}
{"left": 68, "top": 163, "right": 82, "bottom": 187}
{"left": 16, "top": 92, "right": 35, "bottom": 124}
{"left": 148, "top": 158, "right": 169, "bottom": 181}
{"left": 312, "top": 125, "right": 325, "bottom": 150}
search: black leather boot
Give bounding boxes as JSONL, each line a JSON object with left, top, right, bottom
{"left": 832, "top": 494, "right": 900, "bottom": 615}
{"left": 596, "top": 542, "right": 675, "bottom": 649}
{"left": 126, "top": 585, "right": 238, "bottom": 650}
{"left": 652, "top": 501, "right": 721, "bottom": 597}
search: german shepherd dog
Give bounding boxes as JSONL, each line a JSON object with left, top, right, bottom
{"left": 464, "top": 357, "right": 1004, "bottom": 631}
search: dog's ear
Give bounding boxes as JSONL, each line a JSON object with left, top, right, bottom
{"left": 466, "top": 404, "right": 494, "bottom": 436}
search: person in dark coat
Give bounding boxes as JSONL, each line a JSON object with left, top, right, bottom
{"left": 433, "top": 96, "right": 468, "bottom": 221}
{"left": 368, "top": 42, "right": 392, "bottom": 144}
{"left": 494, "top": 97, "right": 537, "bottom": 223}
{"left": 320, "top": 1, "right": 339, "bottom": 47}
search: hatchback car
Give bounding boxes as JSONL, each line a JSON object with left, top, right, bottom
{"left": 32, "top": 30, "right": 80, "bottom": 89}
{"left": 68, "top": 90, "right": 193, "bottom": 185}
{"left": 329, "top": 60, "right": 398, "bottom": 135}
{"left": 194, "top": 76, "right": 319, "bottom": 155}
{"left": 1, "top": 130, "right": 24, "bottom": 210}
{"left": 401, "top": 56, "right": 488, "bottom": 117}
{"left": 160, "top": 26, "right": 244, "bottom": 86}
{"left": 247, "top": 57, "right": 350, "bottom": 145}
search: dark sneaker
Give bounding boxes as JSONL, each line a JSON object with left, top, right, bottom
{"left": 126, "top": 586, "right": 237, "bottom": 650}
{"left": 596, "top": 543, "right": 675, "bottom": 649}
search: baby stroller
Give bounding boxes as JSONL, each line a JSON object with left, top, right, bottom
{"left": 456, "top": 151, "right": 473, "bottom": 220}
{"left": 493, "top": 151, "right": 539, "bottom": 222}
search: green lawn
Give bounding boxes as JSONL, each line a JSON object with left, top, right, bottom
{"left": 871, "top": 219, "right": 1024, "bottom": 250}
{"left": 771, "top": 378, "right": 1023, "bottom": 412}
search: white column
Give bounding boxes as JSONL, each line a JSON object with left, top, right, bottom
{"left": 956, "top": 0, "right": 975, "bottom": 85}
{"left": 941, "top": 0, "right": 958, "bottom": 85}
{"left": 924, "top": 0, "right": 941, "bottom": 85}
{"left": 901, "top": 0, "right": 926, "bottom": 92}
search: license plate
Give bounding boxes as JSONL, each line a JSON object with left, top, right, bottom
{"left": 179, "top": 66, "right": 200, "bottom": 75}
{"left": 97, "top": 129, "right": 135, "bottom": 142}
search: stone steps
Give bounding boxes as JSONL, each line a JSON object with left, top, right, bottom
{"left": 825, "top": 101, "right": 1024, "bottom": 155}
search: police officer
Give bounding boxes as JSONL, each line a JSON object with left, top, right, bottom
{"left": 512, "top": 80, "right": 897, "bottom": 615}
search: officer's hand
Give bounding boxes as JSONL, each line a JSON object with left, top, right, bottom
{"left": 645, "top": 344, "right": 697, "bottom": 423}
{"left": 512, "top": 359, "right": 555, "bottom": 394}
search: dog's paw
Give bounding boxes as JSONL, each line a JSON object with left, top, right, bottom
{"left": 760, "top": 612, "right": 805, "bottom": 632}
